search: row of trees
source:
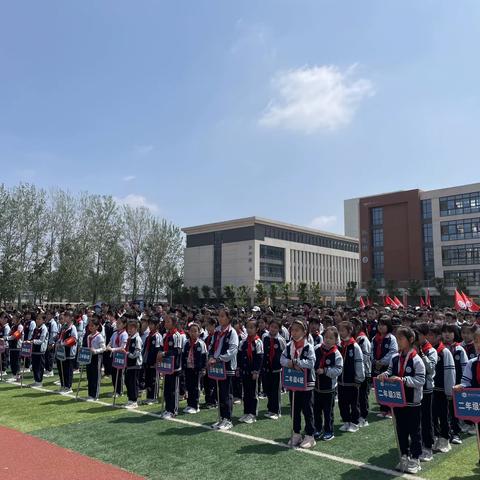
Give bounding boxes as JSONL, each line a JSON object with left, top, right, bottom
{"left": 0, "top": 184, "right": 184, "bottom": 306}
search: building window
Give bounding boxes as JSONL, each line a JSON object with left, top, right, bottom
{"left": 444, "top": 270, "right": 480, "bottom": 286}
{"left": 442, "top": 243, "right": 480, "bottom": 266}
{"left": 371, "top": 207, "right": 383, "bottom": 226}
{"left": 259, "top": 263, "right": 284, "bottom": 279}
{"left": 440, "top": 218, "right": 480, "bottom": 241}
{"left": 372, "top": 251, "right": 384, "bottom": 271}
{"left": 421, "top": 199, "right": 432, "bottom": 220}
{"left": 372, "top": 228, "right": 383, "bottom": 248}
{"left": 439, "top": 191, "right": 480, "bottom": 217}
{"left": 423, "top": 223, "right": 433, "bottom": 244}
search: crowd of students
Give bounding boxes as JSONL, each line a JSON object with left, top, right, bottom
{"left": 1, "top": 302, "right": 479, "bottom": 474}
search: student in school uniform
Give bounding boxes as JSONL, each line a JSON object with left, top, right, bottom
{"left": 138, "top": 316, "right": 150, "bottom": 393}
{"left": 44, "top": 310, "right": 58, "bottom": 377}
{"left": 379, "top": 327, "right": 426, "bottom": 474}
{"left": 142, "top": 318, "right": 162, "bottom": 405}
{"left": 124, "top": 319, "right": 143, "bottom": 409}
{"left": 106, "top": 317, "right": 128, "bottom": 397}
{"left": 352, "top": 317, "right": 371, "bottom": 427}
{"left": 442, "top": 323, "right": 468, "bottom": 445}
{"left": 85, "top": 318, "right": 105, "bottom": 401}
{"left": 314, "top": 326, "right": 343, "bottom": 441}
{"left": 203, "top": 317, "right": 218, "bottom": 409}
{"left": 371, "top": 316, "right": 398, "bottom": 419}
{"left": 280, "top": 318, "right": 316, "bottom": 449}
{"left": 182, "top": 322, "right": 207, "bottom": 414}
{"left": 0, "top": 314, "right": 11, "bottom": 376}
{"left": 238, "top": 319, "right": 264, "bottom": 424}
{"left": 28, "top": 314, "right": 49, "bottom": 387}
{"left": 309, "top": 317, "right": 323, "bottom": 347}
{"left": 232, "top": 318, "right": 246, "bottom": 404}
{"left": 427, "top": 324, "right": 456, "bottom": 454}
{"left": 262, "top": 318, "right": 287, "bottom": 420}
{"left": 414, "top": 323, "right": 438, "bottom": 462}
{"left": 103, "top": 311, "right": 116, "bottom": 378}
{"left": 158, "top": 313, "right": 183, "bottom": 419}
{"left": 22, "top": 312, "right": 35, "bottom": 370}
{"left": 6, "top": 314, "right": 23, "bottom": 382}
{"left": 57, "top": 311, "right": 78, "bottom": 394}
{"left": 208, "top": 308, "right": 239, "bottom": 431}
{"left": 337, "top": 320, "right": 365, "bottom": 433}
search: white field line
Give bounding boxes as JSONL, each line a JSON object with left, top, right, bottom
{"left": 4, "top": 381, "right": 425, "bottom": 480}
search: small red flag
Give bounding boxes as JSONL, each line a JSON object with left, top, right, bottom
{"left": 454, "top": 290, "right": 467, "bottom": 311}
{"left": 359, "top": 297, "right": 366, "bottom": 309}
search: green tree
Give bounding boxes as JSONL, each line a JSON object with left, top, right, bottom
{"left": 310, "top": 282, "right": 322, "bottom": 306}
{"left": 456, "top": 277, "right": 469, "bottom": 296}
{"left": 385, "top": 279, "right": 400, "bottom": 299}
{"left": 223, "top": 285, "right": 236, "bottom": 308}
{"left": 237, "top": 285, "right": 251, "bottom": 308}
{"left": 281, "top": 283, "right": 291, "bottom": 306}
{"left": 407, "top": 279, "right": 422, "bottom": 297}
{"left": 255, "top": 283, "right": 267, "bottom": 304}
{"left": 366, "top": 279, "right": 379, "bottom": 304}
{"left": 434, "top": 277, "right": 448, "bottom": 307}
{"left": 269, "top": 283, "right": 278, "bottom": 306}
{"left": 189, "top": 286, "right": 200, "bottom": 306}
{"left": 201, "top": 285, "right": 211, "bottom": 301}
{"left": 297, "top": 282, "right": 308, "bottom": 304}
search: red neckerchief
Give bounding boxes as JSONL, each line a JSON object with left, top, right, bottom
{"left": 213, "top": 326, "right": 230, "bottom": 353}
{"left": 269, "top": 335, "right": 276, "bottom": 366}
{"left": 374, "top": 333, "right": 385, "bottom": 360}
{"left": 319, "top": 343, "right": 338, "bottom": 368}
{"left": 357, "top": 331, "right": 367, "bottom": 338}
{"left": 88, "top": 332, "right": 99, "bottom": 348}
{"left": 125, "top": 336, "right": 132, "bottom": 353}
{"left": 205, "top": 334, "right": 213, "bottom": 348}
{"left": 436, "top": 341, "right": 446, "bottom": 356}
{"left": 446, "top": 342, "right": 460, "bottom": 354}
{"left": 33, "top": 327, "right": 42, "bottom": 340}
{"left": 341, "top": 337, "right": 355, "bottom": 359}
{"left": 421, "top": 340, "right": 433, "bottom": 355}
{"left": 398, "top": 349, "right": 417, "bottom": 377}
{"left": 163, "top": 328, "right": 178, "bottom": 353}
{"left": 247, "top": 335, "right": 259, "bottom": 362}
{"left": 293, "top": 339, "right": 305, "bottom": 359}
{"left": 60, "top": 326, "right": 71, "bottom": 342}
{"left": 115, "top": 329, "right": 125, "bottom": 347}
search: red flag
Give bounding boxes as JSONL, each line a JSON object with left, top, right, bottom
{"left": 393, "top": 296, "right": 404, "bottom": 308}
{"left": 420, "top": 296, "right": 426, "bottom": 308}
{"left": 367, "top": 297, "right": 373, "bottom": 306}
{"left": 385, "top": 296, "right": 398, "bottom": 309}
{"left": 462, "top": 292, "right": 480, "bottom": 312}
{"left": 359, "top": 297, "right": 366, "bottom": 309}
{"left": 426, "top": 289, "right": 432, "bottom": 308}
{"left": 454, "top": 290, "right": 467, "bottom": 311}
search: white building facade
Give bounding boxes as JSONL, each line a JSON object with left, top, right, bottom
{"left": 183, "top": 217, "right": 360, "bottom": 297}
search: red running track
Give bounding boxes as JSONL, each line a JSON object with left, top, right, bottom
{"left": 0, "top": 426, "right": 145, "bottom": 480}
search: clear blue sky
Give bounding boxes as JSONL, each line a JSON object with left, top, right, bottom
{"left": 2, "top": 1, "right": 480, "bottom": 234}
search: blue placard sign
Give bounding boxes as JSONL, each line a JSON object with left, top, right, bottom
{"left": 207, "top": 360, "right": 226, "bottom": 381}
{"left": 282, "top": 367, "right": 307, "bottom": 391}
{"left": 112, "top": 351, "right": 127, "bottom": 370}
{"left": 373, "top": 378, "right": 407, "bottom": 407}
{"left": 56, "top": 345, "right": 66, "bottom": 361}
{"left": 78, "top": 347, "right": 92, "bottom": 366}
{"left": 20, "top": 343, "right": 32, "bottom": 358}
{"left": 453, "top": 388, "right": 480, "bottom": 423}
{"left": 156, "top": 357, "right": 174, "bottom": 375}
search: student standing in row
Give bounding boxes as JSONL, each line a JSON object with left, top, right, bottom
{"left": 106, "top": 317, "right": 128, "bottom": 397}
{"left": 86, "top": 318, "right": 105, "bottom": 401}
{"left": 124, "top": 320, "right": 143, "bottom": 409}
{"left": 29, "top": 314, "right": 49, "bottom": 387}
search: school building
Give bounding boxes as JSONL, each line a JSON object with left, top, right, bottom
{"left": 344, "top": 182, "right": 480, "bottom": 294}
{"left": 182, "top": 217, "right": 360, "bottom": 299}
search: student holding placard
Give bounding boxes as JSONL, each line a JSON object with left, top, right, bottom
{"left": 86, "top": 318, "right": 105, "bottom": 401}
{"left": 280, "top": 319, "right": 316, "bottom": 449}
{"left": 124, "top": 319, "right": 143, "bottom": 409}
{"left": 58, "top": 312, "right": 78, "bottom": 394}
{"left": 208, "top": 308, "right": 238, "bottom": 431}
{"left": 379, "top": 327, "right": 426, "bottom": 474}
{"left": 106, "top": 317, "right": 128, "bottom": 397}
{"left": 29, "top": 314, "right": 49, "bottom": 387}
{"left": 6, "top": 314, "right": 23, "bottom": 383}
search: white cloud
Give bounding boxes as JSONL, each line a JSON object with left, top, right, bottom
{"left": 133, "top": 144, "right": 154, "bottom": 155}
{"left": 259, "top": 64, "right": 374, "bottom": 134}
{"left": 308, "top": 215, "right": 337, "bottom": 230}
{"left": 115, "top": 194, "right": 159, "bottom": 213}
{"left": 123, "top": 175, "right": 136, "bottom": 182}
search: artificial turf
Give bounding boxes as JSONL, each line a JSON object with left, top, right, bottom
{"left": 1, "top": 370, "right": 479, "bottom": 480}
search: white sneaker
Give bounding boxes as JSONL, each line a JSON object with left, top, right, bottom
{"left": 432, "top": 437, "right": 439, "bottom": 451}
{"left": 44, "top": 371, "right": 54, "bottom": 378}
{"left": 86, "top": 397, "right": 96, "bottom": 402}
{"left": 436, "top": 437, "right": 451, "bottom": 453}
{"left": 358, "top": 417, "right": 369, "bottom": 427}
{"left": 142, "top": 399, "right": 155, "bottom": 406}
{"left": 299, "top": 435, "right": 316, "bottom": 449}
{"left": 211, "top": 421, "right": 221, "bottom": 429}
{"left": 233, "top": 397, "right": 241, "bottom": 405}
{"left": 451, "top": 435, "right": 462, "bottom": 445}
{"left": 238, "top": 414, "right": 249, "bottom": 423}
{"left": 53, "top": 380, "right": 62, "bottom": 386}
{"left": 73, "top": 370, "right": 80, "bottom": 374}
{"left": 269, "top": 413, "right": 279, "bottom": 420}
{"left": 264, "top": 412, "right": 273, "bottom": 418}
{"left": 125, "top": 402, "right": 138, "bottom": 409}
{"left": 419, "top": 448, "right": 433, "bottom": 462}
{"left": 217, "top": 419, "right": 233, "bottom": 430}
{"left": 396, "top": 454, "right": 409, "bottom": 472}
{"left": 468, "top": 425, "right": 478, "bottom": 435}
{"left": 287, "top": 433, "right": 303, "bottom": 447}
{"left": 161, "top": 411, "right": 173, "bottom": 419}
{"left": 406, "top": 458, "right": 421, "bottom": 474}
{"left": 347, "top": 423, "right": 359, "bottom": 433}
{"left": 244, "top": 414, "right": 256, "bottom": 424}
{"left": 339, "top": 422, "right": 350, "bottom": 432}
{"left": 30, "top": 382, "right": 42, "bottom": 388}
{"left": 61, "top": 389, "right": 73, "bottom": 395}
{"left": 183, "top": 406, "right": 199, "bottom": 414}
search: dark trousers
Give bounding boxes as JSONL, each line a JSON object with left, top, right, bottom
{"left": 338, "top": 384, "right": 360, "bottom": 424}
{"left": 314, "top": 390, "right": 335, "bottom": 434}
{"left": 290, "top": 389, "right": 315, "bottom": 435}
{"left": 203, "top": 375, "right": 217, "bottom": 406}
{"left": 57, "top": 359, "right": 64, "bottom": 386}
{"left": 145, "top": 365, "right": 157, "bottom": 400}
{"left": 358, "top": 378, "right": 370, "bottom": 419}
{"left": 45, "top": 347, "right": 54, "bottom": 372}
{"left": 32, "top": 353, "right": 45, "bottom": 383}
{"left": 263, "top": 371, "right": 281, "bottom": 415}
{"left": 448, "top": 398, "right": 461, "bottom": 437}
{"left": 219, "top": 375, "right": 233, "bottom": 420}
{"left": 10, "top": 350, "right": 20, "bottom": 376}
{"left": 0, "top": 350, "right": 8, "bottom": 371}
{"left": 421, "top": 391, "right": 434, "bottom": 449}
{"left": 138, "top": 364, "right": 146, "bottom": 391}
{"left": 233, "top": 372, "right": 242, "bottom": 400}
{"left": 393, "top": 405, "right": 422, "bottom": 459}
{"left": 432, "top": 390, "right": 450, "bottom": 440}
{"left": 164, "top": 372, "right": 180, "bottom": 414}
{"left": 62, "top": 358, "right": 74, "bottom": 389}
{"left": 86, "top": 354, "right": 102, "bottom": 399}
{"left": 242, "top": 373, "right": 258, "bottom": 416}
{"left": 185, "top": 368, "right": 201, "bottom": 409}
{"left": 111, "top": 367, "right": 124, "bottom": 395}
{"left": 103, "top": 351, "right": 112, "bottom": 376}
{"left": 125, "top": 368, "right": 139, "bottom": 402}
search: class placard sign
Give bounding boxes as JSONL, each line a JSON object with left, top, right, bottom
{"left": 0, "top": 339, "right": 5, "bottom": 353}
{"left": 373, "top": 378, "right": 407, "bottom": 408}
{"left": 282, "top": 367, "right": 307, "bottom": 391}
{"left": 20, "top": 343, "right": 32, "bottom": 358}
{"left": 112, "top": 351, "right": 127, "bottom": 370}
{"left": 207, "top": 360, "right": 226, "bottom": 381}
{"left": 78, "top": 347, "right": 92, "bottom": 366}
{"left": 453, "top": 388, "right": 480, "bottom": 423}
{"left": 56, "top": 345, "right": 66, "bottom": 361}
{"left": 156, "top": 357, "right": 174, "bottom": 375}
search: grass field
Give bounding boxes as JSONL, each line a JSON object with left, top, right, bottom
{"left": 1, "top": 370, "right": 479, "bottom": 480}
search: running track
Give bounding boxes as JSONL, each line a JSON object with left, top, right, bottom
{"left": 0, "top": 426, "right": 145, "bottom": 480}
